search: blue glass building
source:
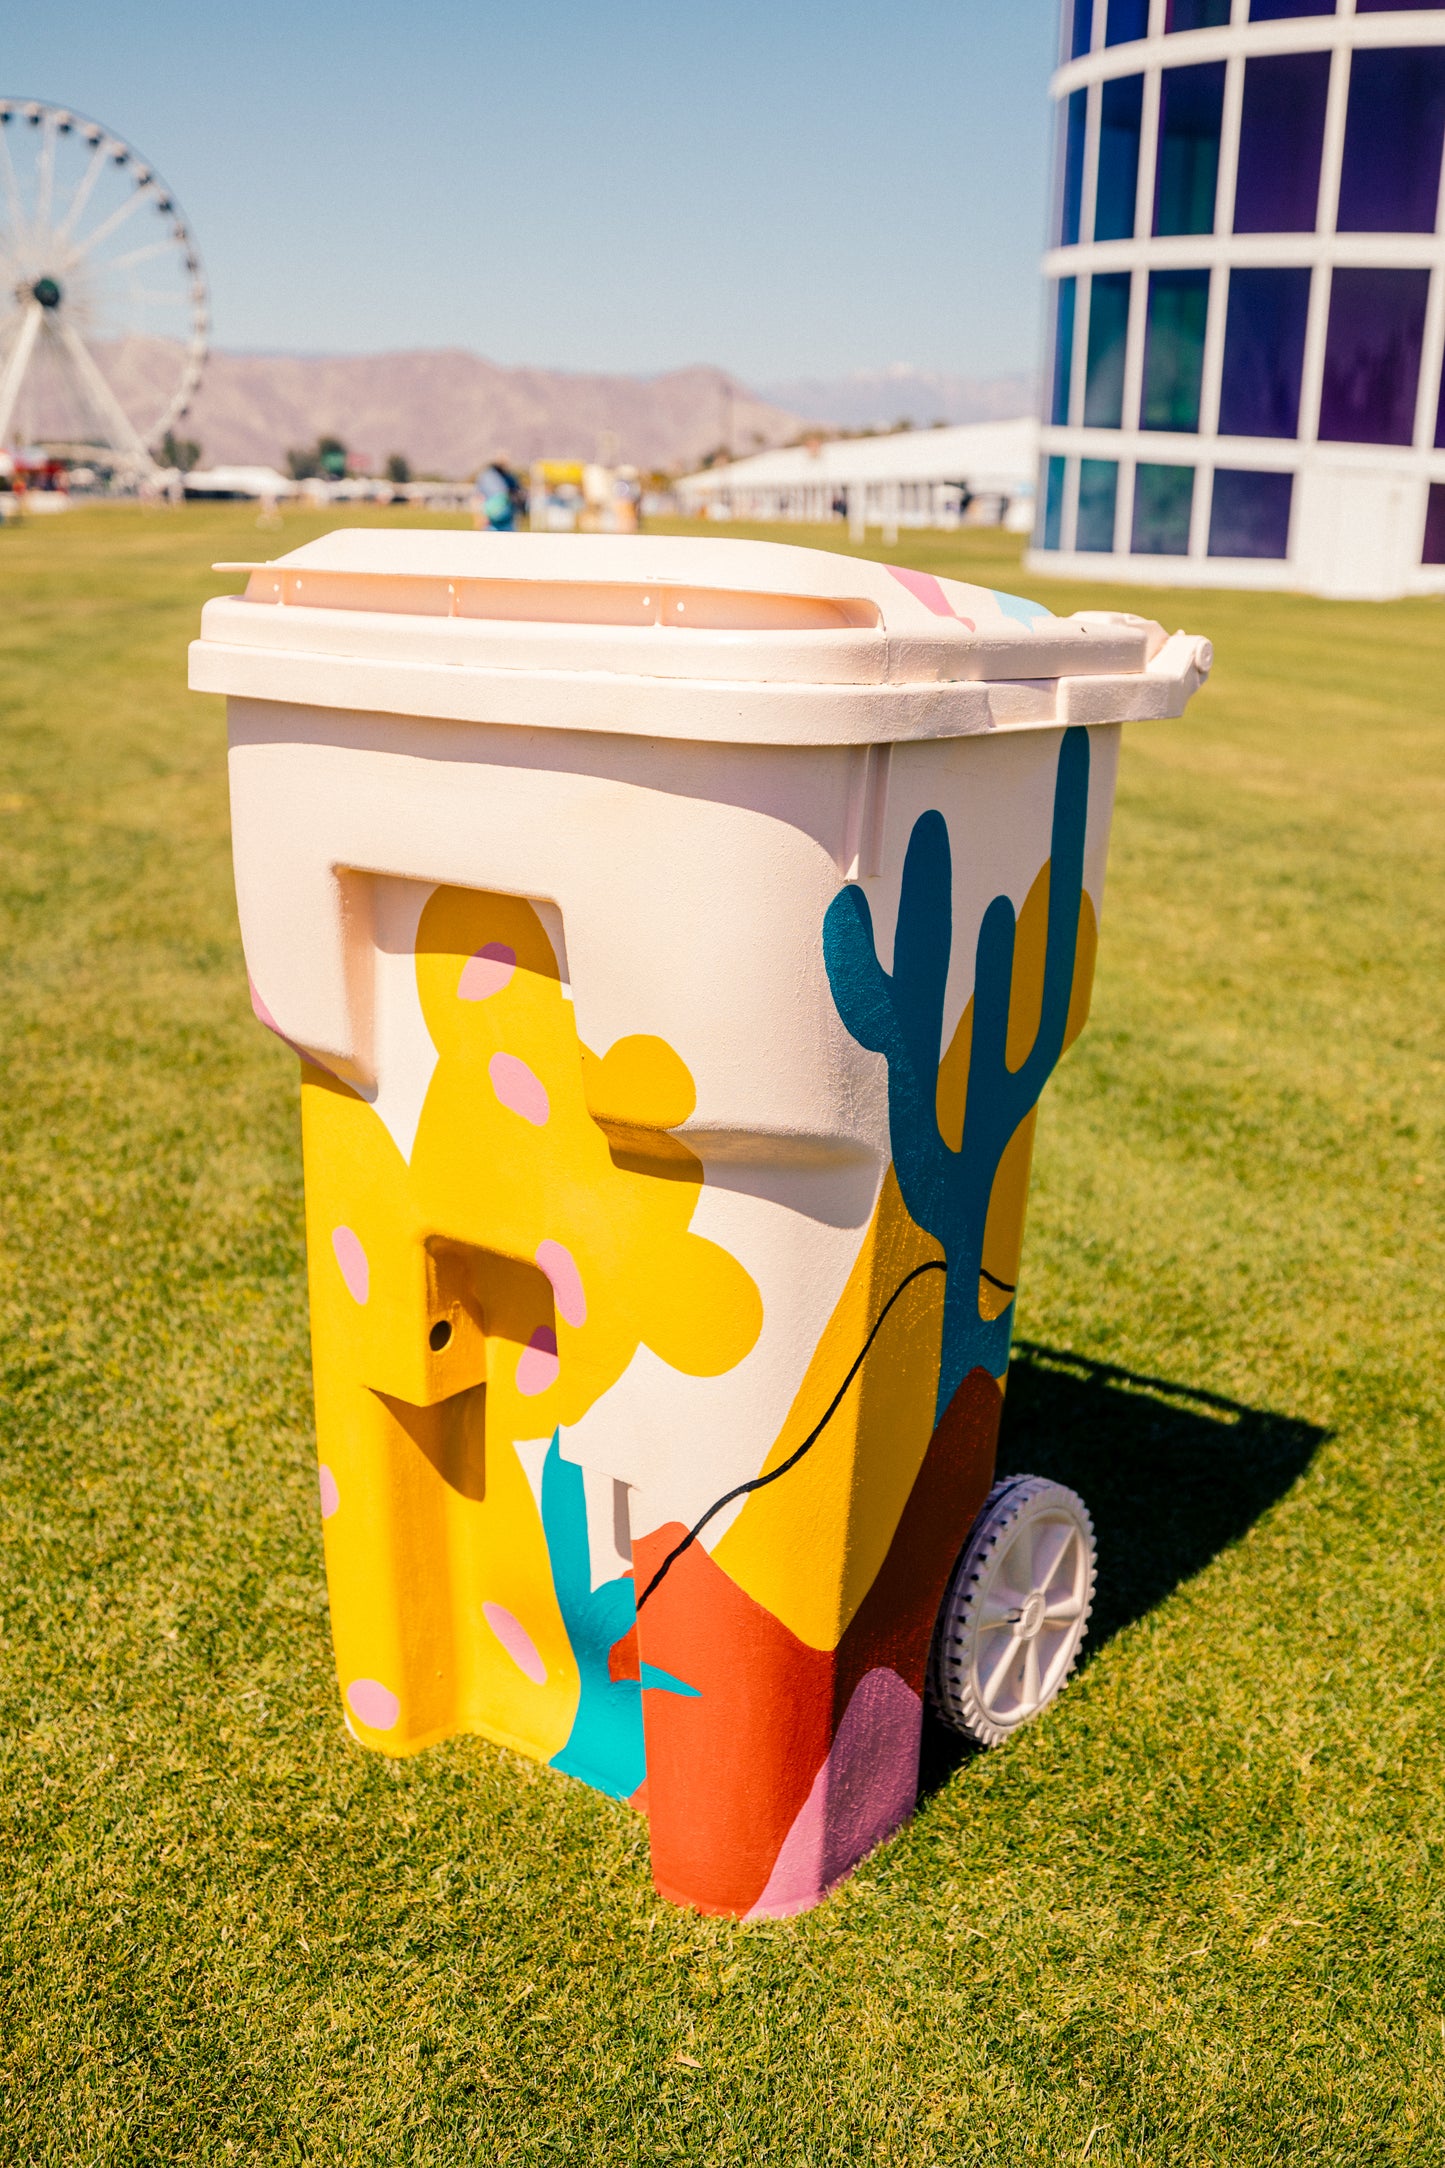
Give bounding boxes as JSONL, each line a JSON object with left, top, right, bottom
{"left": 1027, "top": 1, "right": 1445, "bottom": 597}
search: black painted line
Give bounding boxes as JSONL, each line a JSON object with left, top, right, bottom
{"left": 634, "top": 1258, "right": 950, "bottom": 1613}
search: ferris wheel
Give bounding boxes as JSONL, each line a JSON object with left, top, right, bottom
{"left": 0, "top": 99, "right": 207, "bottom": 471}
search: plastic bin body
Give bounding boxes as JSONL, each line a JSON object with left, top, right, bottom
{"left": 192, "top": 533, "right": 1210, "bottom": 1917}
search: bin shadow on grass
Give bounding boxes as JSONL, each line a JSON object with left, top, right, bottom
{"left": 916, "top": 1339, "right": 1326, "bottom": 1800}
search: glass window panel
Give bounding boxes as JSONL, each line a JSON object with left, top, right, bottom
{"left": 1038, "top": 456, "right": 1067, "bottom": 550}
{"left": 1070, "top": 0, "right": 1095, "bottom": 57}
{"left": 1084, "top": 272, "right": 1132, "bottom": 428}
{"left": 1133, "top": 464, "right": 1195, "bottom": 553}
{"left": 1096, "top": 75, "right": 1144, "bottom": 242}
{"left": 1249, "top": 0, "right": 1333, "bottom": 17}
{"left": 1167, "top": 0, "right": 1230, "bottom": 26}
{"left": 1423, "top": 481, "right": 1445, "bottom": 565}
{"left": 1208, "top": 469, "right": 1293, "bottom": 557}
{"left": 1060, "top": 88, "right": 1088, "bottom": 246}
{"left": 1051, "top": 279, "right": 1078, "bottom": 426}
{"left": 1142, "top": 269, "right": 1210, "bottom": 432}
{"left": 1218, "top": 267, "right": 1311, "bottom": 438}
{"left": 1154, "top": 63, "right": 1226, "bottom": 235}
{"left": 1077, "top": 460, "right": 1120, "bottom": 550}
{"left": 1319, "top": 266, "right": 1430, "bottom": 445}
{"left": 1358, "top": 2, "right": 1445, "bottom": 13}
{"left": 1234, "top": 53, "right": 1330, "bottom": 234}
{"left": 1338, "top": 48, "right": 1445, "bottom": 234}
{"left": 1435, "top": 340, "right": 1445, "bottom": 448}
{"left": 1106, "top": 0, "right": 1149, "bottom": 42}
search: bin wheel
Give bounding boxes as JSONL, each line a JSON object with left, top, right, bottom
{"left": 927, "top": 1476, "right": 1096, "bottom": 1747}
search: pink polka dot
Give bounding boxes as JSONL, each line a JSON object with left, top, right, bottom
{"left": 483, "top": 1602, "right": 547, "bottom": 1685}
{"left": 535, "top": 1239, "right": 586, "bottom": 1327}
{"left": 346, "top": 1678, "right": 399, "bottom": 1731}
{"left": 458, "top": 942, "right": 516, "bottom": 1002}
{"left": 488, "top": 1051, "right": 549, "bottom": 1126}
{"left": 516, "top": 1326, "right": 559, "bottom": 1397}
{"left": 318, "top": 1464, "right": 340, "bottom": 1519}
{"left": 331, "top": 1225, "right": 369, "bottom": 1305}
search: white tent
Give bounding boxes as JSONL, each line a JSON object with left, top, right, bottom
{"left": 183, "top": 465, "right": 295, "bottom": 501}
{"left": 675, "top": 417, "right": 1039, "bottom": 532}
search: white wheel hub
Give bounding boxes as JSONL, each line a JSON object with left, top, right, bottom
{"left": 928, "top": 1475, "right": 1096, "bottom": 1747}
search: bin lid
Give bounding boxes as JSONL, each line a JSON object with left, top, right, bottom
{"left": 191, "top": 530, "right": 1212, "bottom": 746}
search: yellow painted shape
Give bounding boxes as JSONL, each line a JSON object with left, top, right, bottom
{"left": 302, "top": 1068, "right": 581, "bottom": 1761}
{"left": 979, "top": 1107, "right": 1038, "bottom": 1322}
{"left": 711, "top": 1168, "right": 945, "bottom": 1652}
{"left": 1063, "top": 888, "right": 1099, "bottom": 1056}
{"left": 409, "top": 886, "right": 762, "bottom": 1439}
{"left": 300, "top": 883, "right": 762, "bottom": 1765}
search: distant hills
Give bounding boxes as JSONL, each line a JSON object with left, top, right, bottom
{"left": 92, "top": 344, "right": 1038, "bottom": 479}
{"left": 759, "top": 366, "right": 1037, "bottom": 431}
{"left": 99, "top": 341, "right": 811, "bottom": 477}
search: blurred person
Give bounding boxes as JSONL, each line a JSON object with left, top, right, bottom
{"left": 474, "top": 457, "right": 521, "bottom": 531}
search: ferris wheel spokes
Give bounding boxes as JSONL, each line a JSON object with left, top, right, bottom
{"left": 0, "top": 300, "right": 41, "bottom": 444}
{"left": 51, "top": 316, "right": 150, "bottom": 460}
{"left": 64, "top": 183, "right": 148, "bottom": 270}
{"left": 0, "top": 123, "right": 25, "bottom": 242}
{"left": 52, "top": 136, "right": 110, "bottom": 247}
{"left": 34, "top": 111, "right": 55, "bottom": 236}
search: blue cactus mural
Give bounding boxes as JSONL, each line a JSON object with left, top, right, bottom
{"left": 823, "top": 726, "right": 1091, "bottom": 1416}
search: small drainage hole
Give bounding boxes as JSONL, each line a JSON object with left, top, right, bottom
{"left": 429, "top": 1319, "right": 453, "bottom": 1351}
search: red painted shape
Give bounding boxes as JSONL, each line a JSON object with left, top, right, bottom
{"left": 841, "top": 1366, "right": 1002, "bottom": 1694}
{"left": 633, "top": 1530, "right": 832, "bottom": 1916}
{"left": 607, "top": 1623, "right": 640, "bottom": 1684}
{"left": 633, "top": 1368, "right": 1004, "bottom": 1916}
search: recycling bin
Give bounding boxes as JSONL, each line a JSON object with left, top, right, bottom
{"left": 191, "top": 532, "right": 1211, "bottom": 1918}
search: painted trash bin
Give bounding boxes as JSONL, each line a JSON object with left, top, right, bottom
{"left": 191, "top": 532, "right": 1212, "bottom": 1917}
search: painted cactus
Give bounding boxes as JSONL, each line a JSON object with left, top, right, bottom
{"left": 823, "top": 725, "right": 1092, "bottom": 1410}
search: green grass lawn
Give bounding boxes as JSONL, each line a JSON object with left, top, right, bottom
{"left": 1, "top": 502, "right": 1442, "bottom": 2164}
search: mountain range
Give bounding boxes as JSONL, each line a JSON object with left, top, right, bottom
{"left": 92, "top": 343, "right": 1036, "bottom": 478}
{"left": 98, "top": 341, "right": 807, "bottom": 477}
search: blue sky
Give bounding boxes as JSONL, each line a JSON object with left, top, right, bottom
{"left": 6, "top": 1, "right": 1060, "bottom": 383}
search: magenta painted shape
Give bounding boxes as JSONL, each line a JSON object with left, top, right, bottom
{"left": 318, "top": 1463, "right": 340, "bottom": 1519}
{"left": 247, "top": 974, "right": 349, "bottom": 1084}
{"left": 516, "top": 1326, "right": 560, "bottom": 1397}
{"left": 346, "top": 1677, "right": 400, "bottom": 1731}
{"left": 745, "top": 1668, "right": 922, "bottom": 1919}
{"left": 884, "top": 564, "right": 975, "bottom": 629}
{"left": 458, "top": 941, "right": 517, "bottom": 1001}
{"left": 248, "top": 974, "right": 284, "bottom": 1036}
{"left": 488, "top": 1050, "right": 550, "bottom": 1126}
{"left": 535, "top": 1238, "right": 587, "bottom": 1327}
{"left": 331, "top": 1224, "right": 369, "bottom": 1304}
{"left": 483, "top": 1601, "right": 548, "bottom": 1685}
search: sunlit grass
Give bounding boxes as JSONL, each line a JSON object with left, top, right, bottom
{"left": 1, "top": 503, "right": 1441, "bottom": 2163}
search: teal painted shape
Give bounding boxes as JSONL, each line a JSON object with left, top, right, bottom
{"left": 640, "top": 1661, "right": 700, "bottom": 1698}
{"left": 822, "top": 728, "right": 1091, "bottom": 1416}
{"left": 991, "top": 588, "right": 1055, "bottom": 629}
{"left": 540, "top": 1435, "right": 697, "bottom": 1799}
